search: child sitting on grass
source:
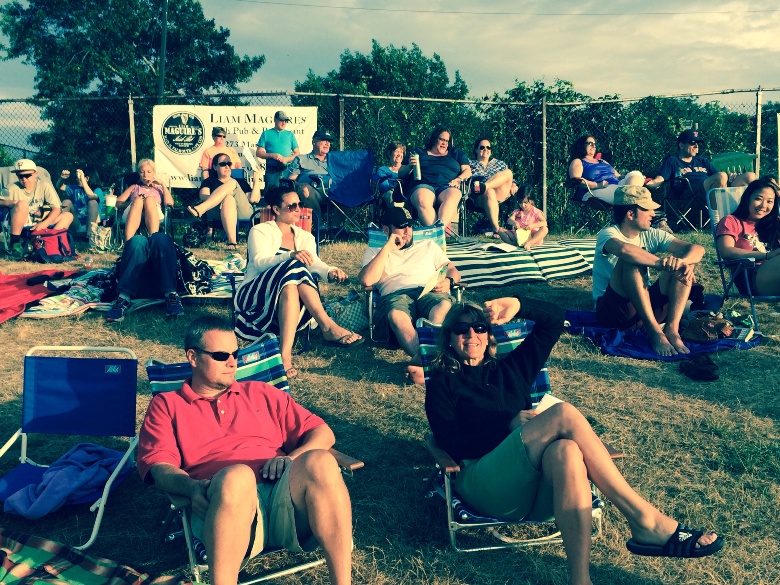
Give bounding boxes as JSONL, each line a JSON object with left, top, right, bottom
{"left": 507, "top": 186, "right": 548, "bottom": 249}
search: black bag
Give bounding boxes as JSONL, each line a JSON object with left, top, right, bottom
{"left": 174, "top": 244, "right": 214, "bottom": 295}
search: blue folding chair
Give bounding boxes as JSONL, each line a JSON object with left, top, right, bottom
{"left": 417, "top": 321, "right": 622, "bottom": 552}
{"left": 0, "top": 346, "right": 138, "bottom": 550}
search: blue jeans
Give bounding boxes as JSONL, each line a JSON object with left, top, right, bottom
{"left": 118, "top": 232, "right": 177, "bottom": 298}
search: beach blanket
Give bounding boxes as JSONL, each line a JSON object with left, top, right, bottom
{"left": 0, "top": 528, "right": 188, "bottom": 585}
{"left": 0, "top": 270, "right": 78, "bottom": 324}
{"left": 446, "top": 238, "right": 596, "bottom": 288}
{"left": 565, "top": 310, "right": 761, "bottom": 361}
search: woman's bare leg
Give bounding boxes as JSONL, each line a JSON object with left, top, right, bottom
{"left": 144, "top": 197, "right": 161, "bottom": 235}
{"left": 522, "top": 403, "right": 718, "bottom": 548}
{"left": 277, "top": 285, "right": 301, "bottom": 371}
{"left": 412, "top": 187, "right": 436, "bottom": 226}
{"left": 436, "top": 187, "right": 461, "bottom": 228}
{"left": 220, "top": 197, "right": 238, "bottom": 245}
{"left": 123, "top": 198, "right": 144, "bottom": 240}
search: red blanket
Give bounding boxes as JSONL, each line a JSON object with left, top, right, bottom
{"left": 0, "top": 270, "right": 78, "bottom": 325}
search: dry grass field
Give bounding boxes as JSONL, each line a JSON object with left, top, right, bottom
{"left": 0, "top": 232, "right": 777, "bottom": 585}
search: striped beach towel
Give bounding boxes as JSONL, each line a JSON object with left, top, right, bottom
{"left": 0, "top": 529, "right": 188, "bottom": 585}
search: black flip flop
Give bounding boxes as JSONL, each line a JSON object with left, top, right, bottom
{"left": 679, "top": 354, "right": 719, "bottom": 382}
{"left": 627, "top": 523, "right": 724, "bottom": 558}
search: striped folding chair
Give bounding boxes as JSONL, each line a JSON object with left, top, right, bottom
{"left": 417, "top": 320, "right": 622, "bottom": 552}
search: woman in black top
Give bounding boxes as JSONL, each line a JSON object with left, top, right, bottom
{"left": 426, "top": 297, "right": 723, "bottom": 583}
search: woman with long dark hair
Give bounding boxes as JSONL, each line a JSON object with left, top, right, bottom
{"left": 568, "top": 135, "right": 644, "bottom": 204}
{"left": 715, "top": 177, "right": 780, "bottom": 295}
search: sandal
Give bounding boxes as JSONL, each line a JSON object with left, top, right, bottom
{"left": 322, "top": 331, "right": 364, "bottom": 347}
{"left": 679, "top": 354, "right": 719, "bottom": 382}
{"left": 626, "top": 523, "right": 724, "bottom": 558}
{"left": 186, "top": 206, "right": 201, "bottom": 218}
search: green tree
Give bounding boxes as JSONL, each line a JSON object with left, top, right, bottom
{"left": 0, "top": 0, "right": 264, "bottom": 181}
{"left": 293, "top": 40, "right": 473, "bottom": 155}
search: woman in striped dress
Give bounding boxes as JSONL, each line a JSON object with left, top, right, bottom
{"left": 234, "top": 185, "right": 363, "bottom": 378}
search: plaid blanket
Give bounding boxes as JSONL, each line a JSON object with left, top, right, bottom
{"left": 0, "top": 529, "right": 189, "bottom": 585}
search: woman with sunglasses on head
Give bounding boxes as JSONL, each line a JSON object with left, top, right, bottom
{"left": 187, "top": 153, "right": 261, "bottom": 250}
{"left": 426, "top": 297, "right": 723, "bottom": 584}
{"left": 568, "top": 135, "right": 645, "bottom": 205}
{"left": 199, "top": 126, "right": 241, "bottom": 180}
{"left": 234, "top": 185, "right": 363, "bottom": 379}
{"left": 408, "top": 125, "right": 471, "bottom": 232}
{"left": 469, "top": 137, "right": 518, "bottom": 244}
{"left": 116, "top": 158, "right": 174, "bottom": 241}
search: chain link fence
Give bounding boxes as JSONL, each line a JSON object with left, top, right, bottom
{"left": 0, "top": 87, "right": 776, "bottom": 233}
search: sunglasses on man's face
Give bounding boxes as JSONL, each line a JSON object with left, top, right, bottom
{"left": 451, "top": 321, "right": 489, "bottom": 335}
{"left": 217, "top": 161, "right": 233, "bottom": 167}
{"left": 194, "top": 348, "right": 239, "bottom": 361}
{"left": 17, "top": 173, "right": 35, "bottom": 180}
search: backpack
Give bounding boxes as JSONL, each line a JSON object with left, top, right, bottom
{"left": 31, "top": 228, "right": 77, "bottom": 263}
{"left": 174, "top": 244, "right": 214, "bottom": 295}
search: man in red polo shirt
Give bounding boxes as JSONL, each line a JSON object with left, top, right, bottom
{"left": 137, "top": 316, "right": 353, "bottom": 585}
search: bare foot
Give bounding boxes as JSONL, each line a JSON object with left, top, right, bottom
{"left": 664, "top": 327, "right": 690, "bottom": 355}
{"left": 322, "top": 324, "right": 363, "bottom": 344}
{"left": 648, "top": 329, "right": 677, "bottom": 356}
{"left": 405, "top": 365, "right": 425, "bottom": 385}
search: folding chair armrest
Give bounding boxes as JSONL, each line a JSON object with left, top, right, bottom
{"left": 166, "top": 491, "right": 192, "bottom": 511}
{"left": 425, "top": 433, "right": 460, "bottom": 474}
{"left": 330, "top": 448, "right": 364, "bottom": 473}
{"left": 714, "top": 257, "right": 756, "bottom": 268}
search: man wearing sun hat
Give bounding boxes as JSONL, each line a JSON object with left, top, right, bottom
{"left": 255, "top": 110, "right": 300, "bottom": 189}
{"left": 592, "top": 185, "right": 705, "bottom": 357}
{"left": 359, "top": 206, "right": 461, "bottom": 383}
{"left": 646, "top": 129, "right": 755, "bottom": 199}
{"left": 1, "top": 158, "right": 73, "bottom": 259}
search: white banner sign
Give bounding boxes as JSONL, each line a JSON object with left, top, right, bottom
{"left": 152, "top": 105, "right": 318, "bottom": 188}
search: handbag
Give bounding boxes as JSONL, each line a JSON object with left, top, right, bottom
{"left": 325, "top": 290, "right": 369, "bottom": 332}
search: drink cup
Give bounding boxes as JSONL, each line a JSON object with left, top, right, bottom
{"left": 105, "top": 194, "right": 117, "bottom": 216}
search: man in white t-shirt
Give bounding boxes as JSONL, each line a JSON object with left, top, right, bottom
{"left": 359, "top": 207, "right": 460, "bottom": 382}
{"left": 592, "top": 185, "right": 705, "bottom": 356}
{"left": 1, "top": 158, "right": 73, "bottom": 259}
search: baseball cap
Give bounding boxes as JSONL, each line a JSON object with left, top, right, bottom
{"left": 614, "top": 185, "right": 660, "bottom": 210}
{"left": 13, "top": 159, "right": 36, "bottom": 173}
{"left": 274, "top": 110, "right": 291, "bottom": 121}
{"left": 312, "top": 129, "right": 335, "bottom": 142}
{"left": 677, "top": 129, "right": 704, "bottom": 145}
{"left": 381, "top": 206, "right": 413, "bottom": 229}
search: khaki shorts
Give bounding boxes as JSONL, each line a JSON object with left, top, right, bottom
{"left": 378, "top": 287, "right": 453, "bottom": 324}
{"left": 454, "top": 426, "right": 553, "bottom": 522}
{"left": 190, "top": 465, "right": 318, "bottom": 558}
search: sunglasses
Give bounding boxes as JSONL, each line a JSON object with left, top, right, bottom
{"left": 451, "top": 321, "right": 489, "bottom": 335}
{"left": 478, "top": 145, "right": 491, "bottom": 151}
{"left": 17, "top": 173, "right": 35, "bottom": 179}
{"left": 217, "top": 160, "right": 233, "bottom": 167}
{"left": 585, "top": 141, "right": 596, "bottom": 146}
{"left": 194, "top": 348, "right": 239, "bottom": 361}
{"left": 215, "top": 134, "right": 226, "bottom": 138}
{"left": 280, "top": 202, "right": 301, "bottom": 212}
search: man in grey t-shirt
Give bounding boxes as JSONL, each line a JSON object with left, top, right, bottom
{"left": 592, "top": 186, "right": 705, "bottom": 356}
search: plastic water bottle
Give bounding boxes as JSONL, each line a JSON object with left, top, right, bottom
{"left": 413, "top": 154, "right": 422, "bottom": 181}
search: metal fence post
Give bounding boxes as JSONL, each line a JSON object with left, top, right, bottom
{"left": 338, "top": 96, "right": 345, "bottom": 151}
{"left": 541, "top": 96, "right": 547, "bottom": 214}
{"left": 755, "top": 87, "right": 762, "bottom": 177}
{"left": 128, "top": 94, "right": 137, "bottom": 171}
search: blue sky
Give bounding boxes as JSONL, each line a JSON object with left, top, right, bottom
{"left": 1, "top": 0, "right": 778, "bottom": 101}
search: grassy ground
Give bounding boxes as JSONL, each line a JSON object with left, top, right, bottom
{"left": 0, "top": 232, "right": 778, "bottom": 585}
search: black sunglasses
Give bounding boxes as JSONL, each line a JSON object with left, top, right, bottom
{"left": 217, "top": 161, "right": 233, "bottom": 167}
{"left": 585, "top": 141, "right": 596, "bottom": 146}
{"left": 17, "top": 173, "right": 35, "bottom": 179}
{"left": 451, "top": 321, "right": 489, "bottom": 335}
{"left": 280, "top": 202, "right": 301, "bottom": 212}
{"left": 194, "top": 348, "right": 239, "bottom": 361}
{"left": 478, "top": 145, "right": 491, "bottom": 151}
{"left": 215, "top": 134, "right": 226, "bottom": 138}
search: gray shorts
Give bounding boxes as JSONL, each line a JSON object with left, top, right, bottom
{"left": 190, "top": 465, "right": 317, "bottom": 559}
{"left": 378, "top": 287, "right": 453, "bottom": 324}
